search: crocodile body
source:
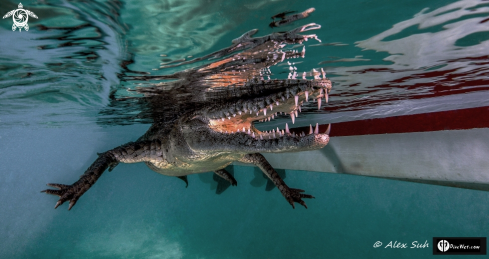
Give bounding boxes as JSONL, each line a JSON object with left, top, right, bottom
{"left": 43, "top": 13, "right": 332, "bottom": 210}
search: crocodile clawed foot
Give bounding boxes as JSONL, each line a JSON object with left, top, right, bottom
{"left": 41, "top": 183, "right": 84, "bottom": 210}
{"left": 282, "top": 187, "right": 314, "bottom": 209}
{"left": 229, "top": 177, "right": 237, "bottom": 186}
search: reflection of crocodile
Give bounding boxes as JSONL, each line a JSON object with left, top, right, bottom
{"left": 42, "top": 18, "right": 332, "bottom": 210}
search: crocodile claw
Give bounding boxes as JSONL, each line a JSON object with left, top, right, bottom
{"left": 42, "top": 183, "right": 83, "bottom": 210}
{"left": 283, "top": 187, "right": 315, "bottom": 209}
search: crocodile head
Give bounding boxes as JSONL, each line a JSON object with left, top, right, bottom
{"left": 200, "top": 77, "right": 331, "bottom": 153}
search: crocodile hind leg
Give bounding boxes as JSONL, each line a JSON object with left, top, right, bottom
{"left": 239, "top": 153, "right": 314, "bottom": 209}
{"left": 42, "top": 140, "right": 164, "bottom": 210}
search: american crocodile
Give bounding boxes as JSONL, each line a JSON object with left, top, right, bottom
{"left": 42, "top": 16, "right": 332, "bottom": 210}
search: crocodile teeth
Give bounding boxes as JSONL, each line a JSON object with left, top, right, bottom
{"left": 272, "top": 115, "right": 275, "bottom": 119}
{"left": 270, "top": 104, "right": 273, "bottom": 110}
{"left": 276, "top": 101, "right": 279, "bottom": 106}
{"left": 237, "top": 129, "right": 240, "bottom": 133}
{"left": 248, "top": 128, "right": 251, "bottom": 134}
{"left": 321, "top": 67, "right": 326, "bottom": 79}
{"left": 243, "top": 127, "right": 245, "bottom": 132}
{"left": 302, "top": 72, "right": 306, "bottom": 80}
{"left": 298, "top": 106, "right": 301, "bottom": 113}
{"left": 305, "top": 91, "right": 309, "bottom": 102}
{"left": 285, "top": 123, "right": 290, "bottom": 134}
{"left": 309, "top": 124, "right": 313, "bottom": 135}
{"left": 222, "top": 118, "right": 224, "bottom": 121}
{"left": 239, "top": 111, "right": 242, "bottom": 115}
{"left": 276, "top": 127, "right": 280, "bottom": 133}
{"left": 314, "top": 123, "right": 319, "bottom": 134}
{"left": 290, "top": 113, "right": 295, "bottom": 124}
{"left": 228, "top": 117, "right": 231, "bottom": 120}
{"left": 294, "top": 110, "right": 298, "bottom": 117}
{"left": 264, "top": 108, "right": 267, "bottom": 116}
{"left": 325, "top": 124, "right": 331, "bottom": 135}
{"left": 325, "top": 92, "right": 329, "bottom": 103}
{"left": 233, "top": 114, "right": 236, "bottom": 117}
{"left": 318, "top": 98, "right": 322, "bottom": 110}
{"left": 267, "top": 117, "right": 271, "bottom": 121}
{"left": 294, "top": 95, "right": 299, "bottom": 106}
{"left": 252, "top": 132, "right": 255, "bottom": 138}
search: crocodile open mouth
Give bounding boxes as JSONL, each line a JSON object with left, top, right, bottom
{"left": 207, "top": 75, "right": 331, "bottom": 140}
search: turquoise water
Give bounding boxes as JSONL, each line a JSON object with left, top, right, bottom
{"left": 1, "top": 0, "right": 489, "bottom": 258}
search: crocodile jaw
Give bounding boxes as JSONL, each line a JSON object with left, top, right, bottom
{"left": 199, "top": 79, "right": 331, "bottom": 154}
{"left": 208, "top": 78, "right": 331, "bottom": 140}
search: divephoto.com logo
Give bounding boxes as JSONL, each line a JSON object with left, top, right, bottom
{"left": 433, "top": 237, "right": 487, "bottom": 255}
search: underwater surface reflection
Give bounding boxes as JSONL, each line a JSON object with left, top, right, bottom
{"left": 2, "top": 0, "right": 489, "bottom": 126}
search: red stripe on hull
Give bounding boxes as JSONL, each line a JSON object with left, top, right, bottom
{"left": 295, "top": 106, "right": 489, "bottom": 137}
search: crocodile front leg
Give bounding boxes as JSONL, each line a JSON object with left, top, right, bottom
{"left": 42, "top": 140, "right": 164, "bottom": 210}
{"left": 239, "top": 153, "right": 314, "bottom": 209}
{"left": 41, "top": 152, "right": 117, "bottom": 210}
